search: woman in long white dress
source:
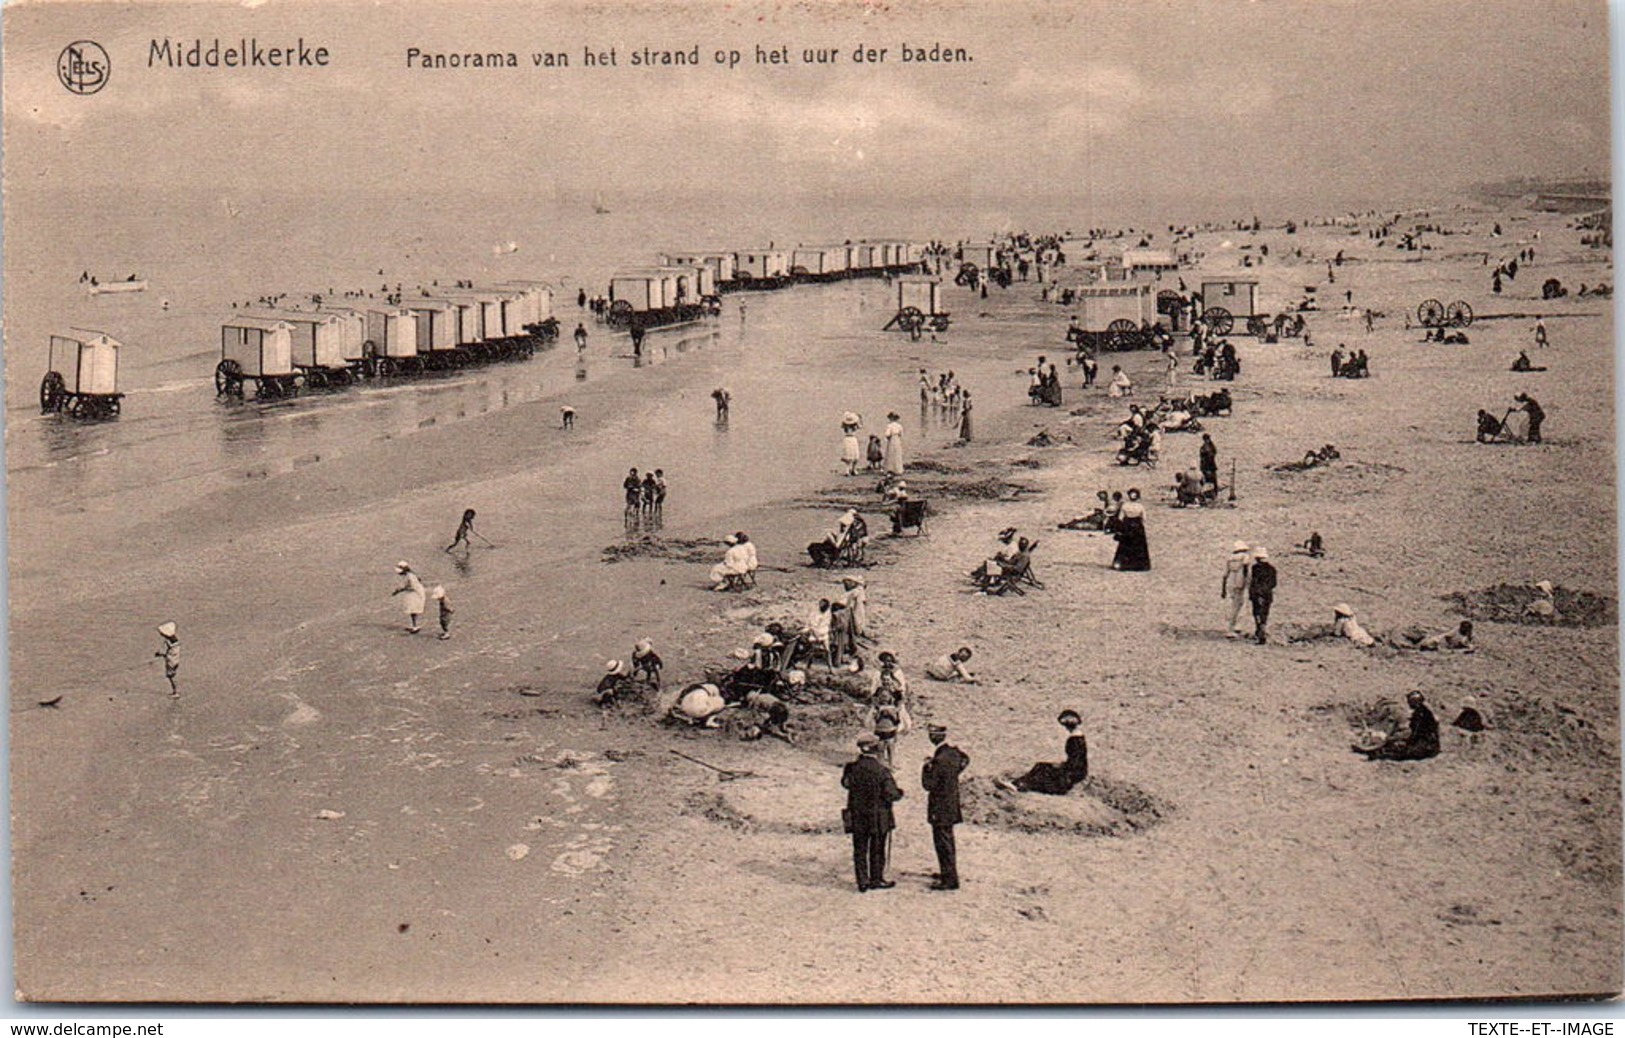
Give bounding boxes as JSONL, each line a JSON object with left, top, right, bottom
{"left": 840, "top": 412, "right": 863, "bottom": 476}
{"left": 883, "top": 412, "right": 905, "bottom": 475}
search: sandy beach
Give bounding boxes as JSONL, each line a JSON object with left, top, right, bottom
{"left": 8, "top": 199, "right": 1618, "bottom": 1002}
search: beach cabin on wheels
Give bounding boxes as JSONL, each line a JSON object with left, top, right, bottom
{"left": 659, "top": 252, "right": 737, "bottom": 287}
{"left": 362, "top": 304, "right": 421, "bottom": 373}
{"left": 244, "top": 309, "right": 358, "bottom": 387}
{"left": 40, "top": 328, "right": 124, "bottom": 418}
{"left": 607, "top": 267, "right": 710, "bottom": 330}
{"left": 218, "top": 316, "right": 299, "bottom": 397}
{"left": 427, "top": 295, "right": 486, "bottom": 347}
{"left": 405, "top": 299, "right": 463, "bottom": 366}
{"left": 884, "top": 275, "right": 950, "bottom": 335}
{"left": 1196, "top": 278, "right": 1260, "bottom": 335}
{"left": 959, "top": 242, "right": 999, "bottom": 271}
{"left": 1122, "top": 248, "right": 1180, "bottom": 278}
{"left": 1067, "top": 284, "right": 1160, "bottom": 350}
{"left": 732, "top": 249, "right": 791, "bottom": 288}
{"left": 792, "top": 245, "right": 851, "bottom": 282}
{"left": 319, "top": 308, "right": 371, "bottom": 363}
{"left": 497, "top": 280, "right": 558, "bottom": 338}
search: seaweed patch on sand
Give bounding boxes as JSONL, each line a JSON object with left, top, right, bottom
{"left": 601, "top": 537, "right": 727, "bottom": 564}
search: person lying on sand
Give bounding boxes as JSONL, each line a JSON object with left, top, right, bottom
{"left": 925, "top": 647, "right": 978, "bottom": 684}
{"left": 1352, "top": 691, "right": 1439, "bottom": 761}
{"left": 1389, "top": 620, "right": 1475, "bottom": 651}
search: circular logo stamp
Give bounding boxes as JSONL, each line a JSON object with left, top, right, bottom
{"left": 57, "top": 40, "right": 110, "bottom": 95}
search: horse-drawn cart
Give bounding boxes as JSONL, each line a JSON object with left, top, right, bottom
{"left": 1196, "top": 278, "right": 1260, "bottom": 336}
{"left": 41, "top": 329, "right": 124, "bottom": 418}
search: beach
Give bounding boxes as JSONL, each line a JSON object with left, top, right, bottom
{"left": 8, "top": 198, "right": 1619, "bottom": 1002}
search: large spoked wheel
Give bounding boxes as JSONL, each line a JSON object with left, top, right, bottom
{"left": 1106, "top": 319, "right": 1139, "bottom": 351}
{"left": 1246, "top": 315, "right": 1269, "bottom": 338}
{"left": 607, "top": 299, "right": 635, "bottom": 330}
{"left": 929, "top": 314, "right": 951, "bottom": 332}
{"left": 1202, "top": 307, "right": 1234, "bottom": 336}
{"left": 39, "top": 371, "right": 67, "bottom": 413}
{"left": 215, "top": 359, "right": 244, "bottom": 397}
{"left": 1446, "top": 300, "right": 1474, "bottom": 328}
{"left": 1417, "top": 299, "right": 1445, "bottom": 328}
{"left": 897, "top": 306, "right": 925, "bottom": 334}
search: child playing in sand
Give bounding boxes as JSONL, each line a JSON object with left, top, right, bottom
{"left": 631, "top": 640, "right": 663, "bottom": 687}
{"left": 446, "top": 509, "right": 477, "bottom": 553}
{"left": 154, "top": 622, "right": 180, "bottom": 698}
{"left": 431, "top": 586, "right": 453, "bottom": 640}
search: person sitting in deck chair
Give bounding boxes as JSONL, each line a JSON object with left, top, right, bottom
{"left": 970, "top": 527, "right": 1019, "bottom": 582}
{"left": 981, "top": 537, "right": 1039, "bottom": 594}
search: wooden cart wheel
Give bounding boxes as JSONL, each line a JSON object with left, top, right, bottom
{"left": 1446, "top": 300, "right": 1474, "bottom": 328}
{"left": 930, "top": 314, "right": 950, "bottom": 332}
{"left": 1246, "top": 315, "right": 1269, "bottom": 337}
{"left": 107, "top": 396, "right": 122, "bottom": 417}
{"left": 1106, "top": 318, "right": 1138, "bottom": 350}
{"left": 1202, "top": 307, "right": 1234, "bottom": 335}
{"left": 39, "top": 371, "right": 67, "bottom": 413}
{"left": 607, "top": 299, "right": 634, "bottom": 329}
{"left": 214, "top": 359, "right": 244, "bottom": 397}
{"left": 1417, "top": 299, "right": 1445, "bottom": 328}
{"left": 897, "top": 306, "right": 925, "bottom": 333}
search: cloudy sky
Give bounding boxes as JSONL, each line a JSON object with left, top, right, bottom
{"left": 3, "top": 0, "right": 1612, "bottom": 213}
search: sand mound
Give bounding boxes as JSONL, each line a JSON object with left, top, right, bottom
{"left": 960, "top": 774, "right": 1170, "bottom": 836}
{"left": 1444, "top": 584, "right": 1616, "bottom": 628}
{"left": 601, "top": 537, "right": 726, "bottom": 564}
{"left": 1488, "top": 693, "right": 1616, "bottom": 769}
{"left": 906, "top": 459, "right": 971, "bottom": 474}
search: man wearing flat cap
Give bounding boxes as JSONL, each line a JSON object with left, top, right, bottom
{"left": 842, "top": 733, "right": 904, "bottom": 891}
{"left": 921, "top": 724, "right": 970, "bottom": 890}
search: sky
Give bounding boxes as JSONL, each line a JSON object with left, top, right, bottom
{"left": 1, "top": 0, "right": 1613, "bottom": 215}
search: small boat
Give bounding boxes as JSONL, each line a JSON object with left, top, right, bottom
{"left": 88, "top": 278, "right": 148, "bottom": 295}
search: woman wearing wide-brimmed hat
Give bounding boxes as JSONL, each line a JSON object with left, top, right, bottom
{"left": 1000, "top": 710, "right": 1089, "bottom": 796}
{"left": 840, "top": 412, "right": 863, "bottom": 476}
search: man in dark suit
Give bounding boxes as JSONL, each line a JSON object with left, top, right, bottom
{"left": 921, "top": 724, "right": 970, "bottom": 890}
{"left": 842, "top": 733, "right": 903, "bottom": 891}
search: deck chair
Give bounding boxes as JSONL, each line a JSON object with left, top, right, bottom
{"left": 836, "top": 516, "right": 870, "bottom": 565}
{"left": 892, "top": 499, "right": 928, "bottom": 536}
{"left": 989, "top": 548, "right": 1044, "bottom": 596}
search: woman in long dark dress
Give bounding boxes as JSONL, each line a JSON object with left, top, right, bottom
{"left": 1006, "top": 711, "right": 1089, "bottom": 795}
{"left": 1112, "top": 488, "right": 1152, "bottom": 571}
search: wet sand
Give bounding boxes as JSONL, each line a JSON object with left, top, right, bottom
{"left": 10, "top": 203, "right": 1619, "bottom": 1002}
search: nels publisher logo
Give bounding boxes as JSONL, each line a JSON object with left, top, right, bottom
{"left": 57, "top": 40, "right": 110, "bottom": 95}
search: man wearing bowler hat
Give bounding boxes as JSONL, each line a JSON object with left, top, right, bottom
{"left": 842, "top": 733, "right": 903, "bottom": 891}
{"left": 921, "top": 724, "right": 970, "bottom": 890}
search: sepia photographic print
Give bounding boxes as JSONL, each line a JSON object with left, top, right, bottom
{"left": 2, "top": 0, "right": 1619, "bottom": 1005}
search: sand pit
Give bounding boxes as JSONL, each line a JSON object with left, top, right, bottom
{"left": 960, "top": 775, "right": 1171, "bottom": 837}
{"left": 1445, "top": 583, "right": 1617, "bottom": 627}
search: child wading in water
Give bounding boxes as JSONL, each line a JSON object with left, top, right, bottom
{"left": 154, "top": 622, "right": 180, "bottom": 698}
{"left": 446, "top": 509, "right": 477, "bottom": 553}
{"left": 431, "top": 585, "right": 454, "bottom": 640}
